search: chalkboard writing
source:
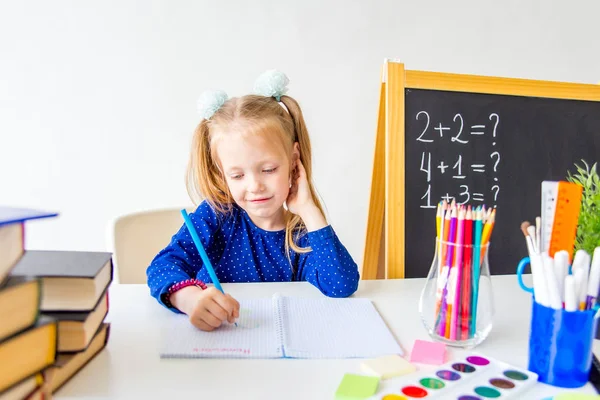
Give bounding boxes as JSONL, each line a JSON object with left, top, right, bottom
{"left": 413, "top": 109, "right": 501, "bottom": 209}
{"left": 404, "top": 88, "right": 600, "bottom": 277}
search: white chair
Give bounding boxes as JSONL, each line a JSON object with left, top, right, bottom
{"left": 107, "top": 207, "right": 193, "bottom": 284}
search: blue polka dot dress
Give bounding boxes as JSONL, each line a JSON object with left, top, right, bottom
{"left": 146, "top": 201, "right": 360, "bottom": 311}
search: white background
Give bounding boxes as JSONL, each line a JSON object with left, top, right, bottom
{"left": 2, "top": 0, "right": 599, "bottom": 272}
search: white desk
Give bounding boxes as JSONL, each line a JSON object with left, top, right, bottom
{"left": 54, "top": 276, "right": 598, "bottom": 399}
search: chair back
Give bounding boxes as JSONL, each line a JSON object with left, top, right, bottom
{"left": 109, "top": 208, "right": 190, "bottom": 284}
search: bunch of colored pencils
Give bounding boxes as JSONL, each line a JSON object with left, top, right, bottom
{"left": 434, "top": 200, "right": 496, "bottom": 341}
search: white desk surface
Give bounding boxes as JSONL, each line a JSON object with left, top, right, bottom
{"left": 54, "top": 275, "right": 598, "bottom": 400}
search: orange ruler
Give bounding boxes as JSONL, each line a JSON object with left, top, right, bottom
{"left": 543, "top": 181, "right": 583, "bottom": 262}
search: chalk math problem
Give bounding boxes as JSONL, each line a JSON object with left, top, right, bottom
{"left": 414, "top": 110, "right": 501, "bottom": 209}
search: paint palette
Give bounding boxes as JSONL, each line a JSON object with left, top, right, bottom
{"left": 371, "top": 353, "right": 537, "bottom": 399}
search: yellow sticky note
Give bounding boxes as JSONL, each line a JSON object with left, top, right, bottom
{"left": 361, "top": 354, "right": 416, "bottom": 379}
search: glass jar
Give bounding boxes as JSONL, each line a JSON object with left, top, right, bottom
{"left": 418, "top": 238, "right": 495, "bottom": 348}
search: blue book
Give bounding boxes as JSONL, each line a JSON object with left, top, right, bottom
{"left": 0, "top": 207, "right": 58, "bottom": 227}
{"left": 0, "top": 206, "right": 58, "bottom": 284}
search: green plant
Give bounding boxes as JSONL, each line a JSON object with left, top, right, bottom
{"left": 567, "top": 160, "right": 600, "bottom": 255}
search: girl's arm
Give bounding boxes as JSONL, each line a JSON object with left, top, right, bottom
{"left": 146, "top": 201, "right": 222, "bottom": 311}
{"left": 296, "top": 225, "right": 360, "bottom": 298}
{"left": 287, "top": 158, "right": 359, "bottom": 297}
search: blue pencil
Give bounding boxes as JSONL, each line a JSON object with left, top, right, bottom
{"left": 180, "top": 209, "right": 237, "bottom": 326}
{"left": 471, "top": 207, "right": 483, "bottom": 337}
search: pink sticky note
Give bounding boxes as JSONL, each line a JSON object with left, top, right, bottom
{"left": 409, "top": 339, "right": 446, "bottom": 365}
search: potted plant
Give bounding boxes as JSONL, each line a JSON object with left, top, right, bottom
{"left": 567, "top": 160, "right": 600, "bottom": 255}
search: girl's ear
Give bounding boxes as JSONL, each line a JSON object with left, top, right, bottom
{"left": 289, "top": 142, "right": 300, "bottom": 187}
{"left": 292, "top": 142, "right": 300, "bottom": 162}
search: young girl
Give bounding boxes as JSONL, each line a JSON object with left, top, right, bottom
{"left": 146, "top": 70, "right": 359, "bottom": 331}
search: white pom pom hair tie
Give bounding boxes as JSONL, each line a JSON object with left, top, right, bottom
{"left": 253, "top": 70, "right": 289, "bottom": 101}
{"left": 196, "top": 70, "right": 291, "bottom": 120}
{"left": 197, "top": 90, "right": 228, "bottom": 120}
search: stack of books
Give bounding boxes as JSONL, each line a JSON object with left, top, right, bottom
{"left": 0, "top": 207, "right": 113, "bottom": 399}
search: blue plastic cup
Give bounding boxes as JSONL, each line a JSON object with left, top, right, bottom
{"left": 519, "top": 256, "right": 599, "bottom": 388}
{"left": 528, "top": 299, "right": 597, "bottom": 388}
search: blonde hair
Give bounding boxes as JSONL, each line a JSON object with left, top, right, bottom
{"left": 186, "top": 94, "right": 325, "bottom": 257}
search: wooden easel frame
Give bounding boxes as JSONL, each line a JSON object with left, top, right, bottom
{"left": 362, "top": 59, "right": 600, "bottom": 280}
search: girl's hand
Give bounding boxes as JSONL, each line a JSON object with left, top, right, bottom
{"left": 171, "top": 286, "right": 240, "bottom": 331}
{"left": 286, "top": 159, "right": 327, "bottom": 232}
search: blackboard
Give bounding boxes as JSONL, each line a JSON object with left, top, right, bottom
{"left": 362, "top": 61, "right": 600, "bottom": 280}
{"left": 404, "top": 89, "right": 600, "bottom": 277}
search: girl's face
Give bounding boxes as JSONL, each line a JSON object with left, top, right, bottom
{"left": 216, "top": 131, "right": 293, "bottom": 231}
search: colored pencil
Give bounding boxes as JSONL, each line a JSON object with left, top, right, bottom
{"left": 445, "top": 207, "right": 458, "bottom": 271}
{"left": 480, "top": 209, "right": 496, "bottom": 260}
{"left": 436, "top": 201, "right": 443, "bottom": 239}
{"left": 181, "top": 209, "right": 237, "bottom": 327}
{"left": 437, "top": 201, "right": 447, "bottom": 271}
{"left": 445, "top": 268, "right": 455, "bottom": 339}
{"left": 471, "top": 208, "right": 483, "bottom": 336}
{"left": 440, "top": 207, "right": 452, "bottom": 266}
{"left": 450, "top": 207, "right": 465, "bottom": 340}
{"left": 461, "top": 207, "right": 473, "bottom": 340}
{"left": 439, "top": 206, "right": 457, "bottom": 337}
{"left": 436, "top": 207, "right": 452, "bottom": 334}
{"left": 435, "top": 203, "right": 447, "bottom": 316}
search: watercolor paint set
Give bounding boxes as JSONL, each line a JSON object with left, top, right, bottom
{"left": 371, "top": 353, "right": 538, "bottom": 399}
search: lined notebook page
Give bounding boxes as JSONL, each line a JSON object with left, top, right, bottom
{"left": 160, "top": 298, "right": 281, "bottom": 358}
{"left": 279, "top": 297, "right": 402, "bottom": 359}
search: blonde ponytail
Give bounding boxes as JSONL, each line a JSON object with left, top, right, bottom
{"left": 186, "top": 119, "right": 233, "bottom": 215}
{"left": 280, "top": 95, "right": 326, "bottom": 257}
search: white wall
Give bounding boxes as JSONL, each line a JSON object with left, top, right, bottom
{"left": 2, "top": 0, "right": 599, "bottom": 270}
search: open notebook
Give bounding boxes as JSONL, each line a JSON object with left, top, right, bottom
{"left": 160, "top": 295, "right": 402, "bottom": 359}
